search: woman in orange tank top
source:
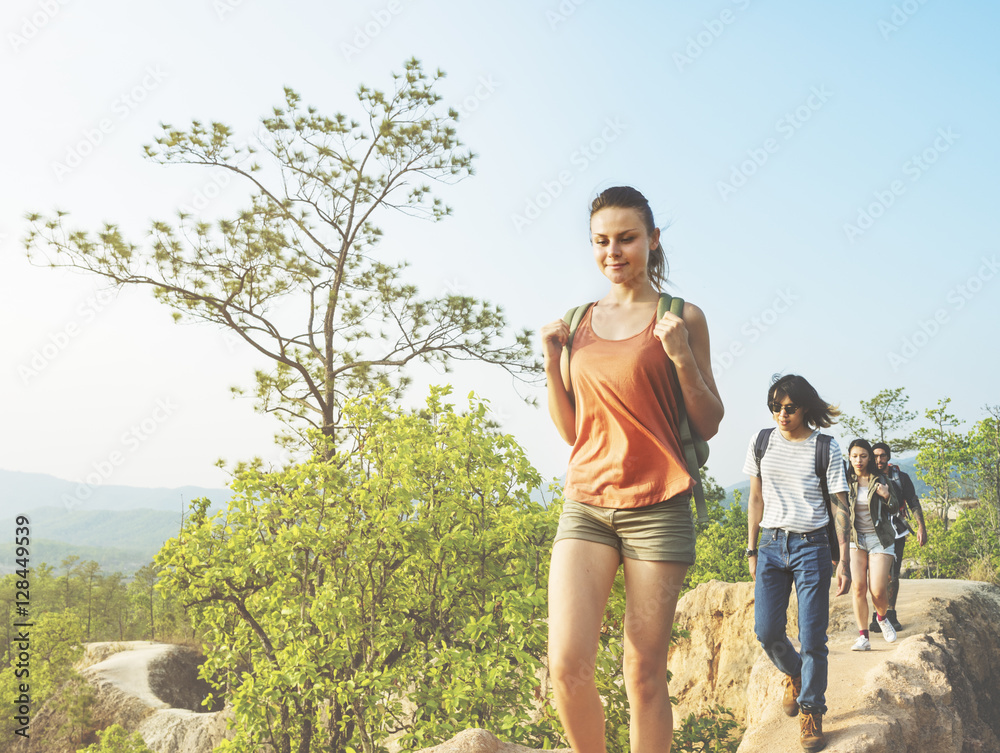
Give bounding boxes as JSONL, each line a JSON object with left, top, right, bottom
{"left": 540, "top": 186, "right": 724, "bottom": 753}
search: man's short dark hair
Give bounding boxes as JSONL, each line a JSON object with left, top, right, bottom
{"left": 872, "top": 442, "right": 891, "bottom": 456}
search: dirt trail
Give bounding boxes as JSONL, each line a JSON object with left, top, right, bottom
{"left": 737, "top": 579, "right": 1000, "bottom": 752}
{"left": 84, "top": 641, "right": 173, "bottom": 710}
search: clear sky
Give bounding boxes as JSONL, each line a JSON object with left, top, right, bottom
{"left": 3, "top": 0, "right": 998, "bottom": 495}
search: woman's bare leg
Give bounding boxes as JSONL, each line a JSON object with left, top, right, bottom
{"left": 851, "top": 548, "right": 870, "bottom": 630}
{"left": 867, "top": 552, "right": 894, "bottom": 617}
{"left": 621, "top": 558, "right": 689, "bottom": 753}
{"left": 548, "top": 538, "right": 622, "bottom": 753}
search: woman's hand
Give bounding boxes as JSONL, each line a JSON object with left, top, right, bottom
{"left": 540, "top": 319, "right": 570, "bottom": 364}
{"left": 875, "top": 482, "right": 890, "bottom": 500}
{"left": 541, "top": 318, "right": 576, "bottom": 445}
{"left": 653, "top": 310, "right": 690, "bottom": 362}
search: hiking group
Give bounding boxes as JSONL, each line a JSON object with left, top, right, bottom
{"left": 540, "top": 185, "right": 926, "bottom": 753}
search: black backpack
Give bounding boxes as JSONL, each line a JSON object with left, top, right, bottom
{"left": 752, "top": 428, "right": 840, "bottom": 562}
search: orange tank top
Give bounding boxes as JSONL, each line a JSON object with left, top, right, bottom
{"left": 564, "top": 305, "right": 694, "bottom": 509}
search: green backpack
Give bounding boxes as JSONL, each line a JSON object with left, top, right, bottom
{"left": 561, "top": 293, "right": 711, "bottom": 524}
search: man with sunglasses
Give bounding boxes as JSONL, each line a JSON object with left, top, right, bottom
{"left": 744, "top": 375, "right": 851, "bottom": 752}
{"left": 871, "top": 442, "right": 927, "bottom": 634}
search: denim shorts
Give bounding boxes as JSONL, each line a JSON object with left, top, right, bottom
{"left": 851, "top": 530, "right": 895, "bottom": 557}
{"left": 554, "top": 494, "right": 695, "bottom": 563}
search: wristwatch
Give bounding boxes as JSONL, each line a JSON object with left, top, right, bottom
{"left": 745, "top": 548, "right": 758, "bottom": 558}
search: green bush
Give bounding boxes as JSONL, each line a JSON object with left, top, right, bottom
{"left": 77, "top": 724, "right": 154, "bottom": 753}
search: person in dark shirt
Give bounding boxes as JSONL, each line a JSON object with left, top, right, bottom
{"left": 871, "top": 442, "right": 928, "bottom": 633}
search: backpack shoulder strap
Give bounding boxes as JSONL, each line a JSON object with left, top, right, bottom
{"left": 563, "top": 302, "right": 594, "bottom": 349}
{"left": 562, "top": 302, "right": 594, "bottom": 386}
{"left": 814, "top": 433, "right": 840, "bottom": 564}
{"left": 754, "top": 428, "right": 774, "bottom": 478}
{"left": 815, "top": 433, "right": 831, "bottom": 483}
{"left": 657, "top": 293, "right": 684, "bottom": 320}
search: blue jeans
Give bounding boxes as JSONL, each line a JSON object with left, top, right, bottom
{"left": 754, "top": 527, "right": 832, "bottom": 714}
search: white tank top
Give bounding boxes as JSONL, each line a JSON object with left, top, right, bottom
{"left": 854, "top": 481, "right": 875, "bottom": 535}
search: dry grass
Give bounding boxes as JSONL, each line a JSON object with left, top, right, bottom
{"left": 965, "top": 557, "right": 1000, "bottom": 585}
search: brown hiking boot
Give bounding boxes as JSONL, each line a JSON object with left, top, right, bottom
{"left": 782, "top": 674, "right": 802, "bottom": 717}
{"left": 800, "top": 710, "right": 826, "bottom": 751}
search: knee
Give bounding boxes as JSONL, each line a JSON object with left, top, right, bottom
{"left": 547, "top": 650, "right": 595, "bottom": 695}
{"left": 623, "top": 654, "right": 667, "bottom": 703}
{"left": 755, "top": 620, "right": 787, "bottom": 650}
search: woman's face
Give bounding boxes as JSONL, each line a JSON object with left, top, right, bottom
{"left": 850, "top": 446, "right": 870, "bottom": 476}
{"left": 590, "top": 206, "right": 659, "bottom": 288}
{"left": 770, "top": 394, "right": 805, "bottom": 435}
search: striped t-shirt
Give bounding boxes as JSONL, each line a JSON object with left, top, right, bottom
{"left": 742, "top": 429, "right": 848, "bottom": 532}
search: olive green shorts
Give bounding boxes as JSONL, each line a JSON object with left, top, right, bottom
{"left": 554, "top": 494, "right": 696, "bottom": 564}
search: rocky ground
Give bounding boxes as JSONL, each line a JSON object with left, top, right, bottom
{"left": 671, "top": 578, "right": 1000, "bottom": 753}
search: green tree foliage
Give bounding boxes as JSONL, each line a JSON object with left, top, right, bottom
{"left": 908, "top": 506, "right": 1000, "bottom": 581}
{"left": 0, "top": 610, "right": 87, "bottom": 738}
{"left": 77, "top": 724, "right": 155, "bottom": 753}
{"left": 58, "top": 555, "right": 82, "bottom": 611}
{"left": 674, "top": 705, "right": 743, "bottom": 753}
{"left": 0, "top": 560, "right": 194, "bottom": 675}
{"left": 129, "top": 564, "right": 162, "bottom": 641}
{"left": 57, "top": 672, "right": 97, "bottom": 746}
{"left": 79, "top": 559, "right": 102, "bottom": 640}
{"left": 969, "top": 406, "right": 1000, "bottom": 540}
{"left": 156, "top": 387, "right": 558, "bottom": 753}
{"left": 686, "top": 477, "right": 750, "bottom": 591}
{"left": 913, "top": 398, "right": 972, "bottom": 529}
{"left": 24, "top": 58, "right": 537, "bottom": 452}
{"left": 100, "top": 572, "right": 130, "bottom": 641}
{"left": 840, "top": 387, "right": 918, "bottom": 452}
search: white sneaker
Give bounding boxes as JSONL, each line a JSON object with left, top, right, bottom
{"left": 879, "top": 616, "right": 897, "bottom": 643}
{"left": 852, "top": 635, "right": 871, "bottom": 651}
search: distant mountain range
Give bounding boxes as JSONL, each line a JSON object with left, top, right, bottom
{"left": 0, "top": 469, "right": 231, "bottom": 575}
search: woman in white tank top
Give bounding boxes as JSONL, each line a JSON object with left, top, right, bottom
{"left": 846, "top": 438, "right": 900, "bottom": 650}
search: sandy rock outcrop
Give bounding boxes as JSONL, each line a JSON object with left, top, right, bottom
{"left": 670, "top": 579, "right": 1000, "bottom": 753}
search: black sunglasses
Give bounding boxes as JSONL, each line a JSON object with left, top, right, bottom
{"left": 769, "top": 402, "right": 800, "bottom": 415}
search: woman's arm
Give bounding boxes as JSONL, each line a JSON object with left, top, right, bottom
{"left": 653, "top": 302, "right": 724, "bottom": 439}
{"left": 540, "top": 319, "right": 577, "bottom": 445}
{"left": 747, "top": 476, "right": 764, "bottom": 581}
